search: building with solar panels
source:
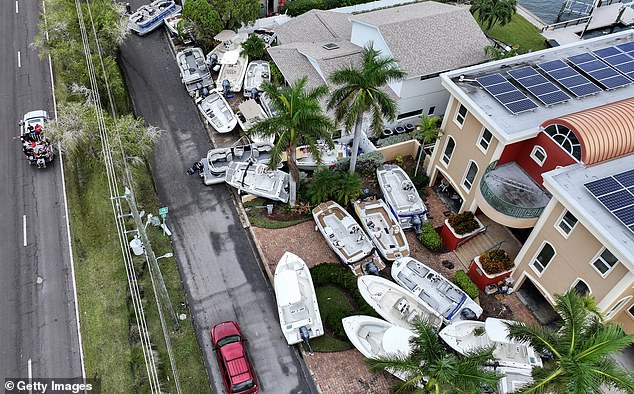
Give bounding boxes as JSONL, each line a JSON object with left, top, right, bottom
{"left": 425, "top": 29, "right": 634, "bottom": 333}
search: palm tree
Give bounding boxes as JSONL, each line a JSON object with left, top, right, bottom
{"left": 470, "top": 0, "right": 517, "bottom": 34}
{"left": 247, "top": 77, "right": 335, "bottom": 207}
{"left": 367, "top": 319, "right": 501, "bottom": 393}
{"left": 412, "top": 114, "right": 441, "bottom": 144}
{"left": 505, "top": 290, "right": 634, "bottom": 393}
{"left": 328, "top": 45, "right": 406, "bottom": 174}
{"left": 240, "top": 35, "right": 266, "bottom": 60}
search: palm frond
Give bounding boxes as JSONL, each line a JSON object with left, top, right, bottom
{"left": 575, "top": 324, "right": 634, "bottom": 363}
{"left": 505, "top": 321, "right": 562, "bottom": 358}
{"left": 591, "top": 357, "right": 634, "bottom": 393}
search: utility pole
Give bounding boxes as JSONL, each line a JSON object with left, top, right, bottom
{"left": 125, "top": 187, "right": 180, "bottom": 328}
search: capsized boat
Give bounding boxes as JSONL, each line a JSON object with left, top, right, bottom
{"left": 358, "top": 276, "right": 443, "bottom": 330}
{"left": 243, "top": 60, "right": 271, "bottom": 97}
{"left": 392, "top": 257, "right": 482, "bottom": 323}
{"left": 274, "top": 252, "right": 324, "bottom": 346}
{"left": 200, "top": 140, "right": 274, "bottom": 185}
{"left": 377, "top": 164, "right": 428, "bottom": 233}
{"left": 176, "top": 47, "right": 213, "bottom": 96}
{"left": 225, "top": 162, "right": 290, "bottom": 203}
{"left": 312, "top": 201, "right": 385, "bottom": 276}
{"left": 217, "top": 51, "right": 249, "bottom": 93}
{"left": 353, "top": 198, "right": 409, "bottom": 261}
{"left": 438, "top": 318, "right": 543, "bottom": 369}
{"left": 128, "top": 0, "right": 181, "bottom": 36}
{"left": 342, "top": 315, "right": 414, "bottom": 381}
{"left": 196, "top": 91, "right": 237, "bottom": 133}
{"left": 295, "top": 131, "right": 376, "bottom": 171}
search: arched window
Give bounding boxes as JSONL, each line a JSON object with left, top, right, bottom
{"left": 571, "top": 278, "right": 591, "bottom": 296}
{"left": 462, "top": 161, "right": 479, "bottom": 191}
{"left": 606, "top": 296, "right": 632, "bottom": 319}
{"left": 531, "top": 242, "right": 555, "bottom": 275}
{"left": 442, "top": 137, "right": 456, "bottom": 165}
{"left": 544, "top": 124, "right": 581, "bottom": 161}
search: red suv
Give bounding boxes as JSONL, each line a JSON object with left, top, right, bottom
{"left": 211, "top": 321, "right": 259, "bottom": 394}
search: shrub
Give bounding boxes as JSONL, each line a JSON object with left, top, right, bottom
{"left": 409, "top": 171, "right": 429, "bottom": 190}
{"left": 479, "top": 249, "right": 513, "bottom": 275}
{"left": 376, "top": 133, "right": 415, "bottom": 147}
{"left": 307, "top": 167, "right": 363, "bottom": 206}
{"left": 453, "top": 270, "right": 479, "bottom": 299}
{"left": 310, "top": 263, "right": 377, "bottom": 317}
{"left": 418, "top": 222, "right": 442, "bottom": 252}
{"left": 282, "top": 0, "right": 325, "bottom": 16}
{"left": 334, "top": 150, "right": 385, "bottom": 175}
{"left": 447, "top": 211, "right": 480, "bottom": 235}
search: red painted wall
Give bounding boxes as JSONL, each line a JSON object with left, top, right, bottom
{"left": 499, "top": 132, "right": 577, "bottom": 185}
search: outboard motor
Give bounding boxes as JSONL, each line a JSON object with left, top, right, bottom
{"left": 222, "top": 79, "right": 231, "bottom": 97}
{"left": 250, "top": 88, "right": 259, "bottom": 100}
{"left": 186, "top": 161, "right": 203, "bottom": 176}
{"left": 362, "top": 260, "right": 379, "bottom": 276}
{"left": 460, "top": 308, "right": 477, "bottom": 321}
{"left": 207, "top": 52, "right": 218, "bottom": 69}
{"left": 196, "top": 82, "right": 209, "bottom": 98}
{"left": 410, "top": 215, "right": 422, "bottom": 235}
{"left": 299, "top": 326, "right": 313, "bottom": 354}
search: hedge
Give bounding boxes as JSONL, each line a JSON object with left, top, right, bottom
{"left": 418, "top": 222, "right": 442, "bottom": 252}
{"left": 453, "top": 270, "right": 479, "bottom": 299}
{"left": 334, "top": 150, "right": 385, "bottom": 175}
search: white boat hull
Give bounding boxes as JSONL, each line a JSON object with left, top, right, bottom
{"left": 225, "top": 162, "right": 290, "bottom": 203}
{"left": 354, "top": 199, "right": 410, "bottom": 261}
{"left": 376, "top": 164, "right": 428, "bottom": 230}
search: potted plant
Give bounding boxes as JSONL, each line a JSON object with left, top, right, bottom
{"left": 468, "top": 249, "right": 515, "bottom": 290}
{"left": 439, "top": 211, "right": 484, "bottom": 251}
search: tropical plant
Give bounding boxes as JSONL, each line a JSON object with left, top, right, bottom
{"left": 412, "top": 114, "right": 442, "bottom": 144}
{"left": 470, "top": 0, "right": 517, "bottom": 34}
{"left": 485, "top": 44, "right": 520, "bottom": 60}
{"left": 208, "top": 0, "right": 261, "bottom": 31}
{"left": 505, "top": 290, "right": 634, "bottom": 393}
{"left": 368, "top": 319, "right": 501, "bottom": 393}
{"left": 447, "top": 211, "right": 480, "bottom": 235}
{"left": 306, "top": 167, "right": 363, "bottom": 206}
{"left": 247, "top": 77, "right": 335, "bottom": 207}
{"left": 182, "top": 0, "right": 223, "bottom": 49}
{"left": 418, "top": 222, "right": 442, "bottom": 252}
{"left": 479, "top": 249, "right": 513, "bottom": 275}
{"left": 240, "top": 35, "right": 266, "bottom": 60}
{"left": 334, "top": 150, "right": 385, "bottom": 175}
{"left": 282, "top": 0, "right": 326, "bottom": 16}
{"left": 453, "top": 270, "right": 480, "bottom": 299}
{"left": 328, "top": 45, "right": 406, "bottom": 173}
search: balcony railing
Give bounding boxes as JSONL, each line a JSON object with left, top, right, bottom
{"left": 479, "top": 161, "right": 545, "bottom": 219}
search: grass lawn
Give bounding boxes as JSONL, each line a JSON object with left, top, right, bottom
{"left": 483, "top": 13, "right": 548, "bottom": 53}
{"left": 312, "top": 286, "right": 354, "bottom": 352}
{"left": 244, "top": 198, "right": 311, "bottom": 229}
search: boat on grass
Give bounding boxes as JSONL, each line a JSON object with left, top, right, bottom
{"left": 358, "top": 275, "right": 443, "bottom": 330}
{"left": 243, "top": 60, "right": 271, "bottom": 97}
{"left": 377, "top": 164, "right": 428, "bottom": 233}
{"left": 274, "top": 252, "right": 324, "bottom": 346}
{"left": 200, "top": 139, "right": 274, "bottom": 185}
{"left": 225, "top": 162, "right": 290, "bottom": 203}
{"left": 176, "top": 47, "right": 213, "bottom": 96}
{"left": 128, "top": 0, "right": 181, "bottom": 36}
{"left": 392, "top": 257, "right": 482, "bottom": 323}
{"left": 353, "top": 198, "right": 409, "bottom": 261}
{"left": 438, "top": 318, "right": 543, "bottom": 370}
{"left": 196, "top": 91, "right": 237, "bottom": 133}
{"left": 312, "top": 201, "right": 385, "bottom": 276}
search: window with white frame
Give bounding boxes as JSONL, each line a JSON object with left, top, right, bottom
{"left": 530, "top": 145, "right": 547, "bottom": 166}
{"left": 628, "top": 303, "right": 634, "bottom": 319}
{"left": 532, "top": 242, "right": 555, "bottom": 274}
{"left": 441, "top": 137, "right": 456, "bottom": 165}
{"left": 592, "top": 248, "right": 619, "bottom": 276}
{"left": 462, "top": 161, "right": 479, "bottom": 191}
{"left": 478, "top": 128, "right": 493, "bottom": 152}
{"left": 557, "top": 210, "right": 578, "bottom": 237}
{"left": 606, "top": 296, "right": 632, "bottom": 319}
{"left": 571, "top": 279, "right": 590, "bottom": 296}
{"left": 545, "top": 124, "right": 581, "bottom": 160}
{"left": 454, "top": 104, "right": 468, "bottom": 127}
{"left": 428, "top": 106, "right": 436, "bottom": 116}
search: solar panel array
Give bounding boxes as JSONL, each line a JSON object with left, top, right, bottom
{"left": 593, "top": 45, "right": 634, "bottom": 80}
{"left": 537, "top": 59, "right": 602, "bottom": 98}
{"left": 476, "top": 73, "right": 538, "bottom": 115}
{"left": 567, "top": 52, "right": 632, "bottom": 89}
{"left": 584, "top": 169, "right": 634, "bottom": 234}
{"left": 508, "top": 66, "right": 571, "bottom": 106}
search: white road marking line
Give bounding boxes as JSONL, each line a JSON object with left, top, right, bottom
{"left": 23, "top": 215, "right": 27, "bottom": 246}
{"left": 17, "top": 51, "right": 21, "bottom": 68}
{"left": 16, "top": 1, "right": 18, "bottom": 13}
{"left": 27, "top": 358, "right": 32, "bottom": 394}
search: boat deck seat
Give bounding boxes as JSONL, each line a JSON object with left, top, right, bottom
{"left": 358, "top": 326, "right": 370, "bottom": 339}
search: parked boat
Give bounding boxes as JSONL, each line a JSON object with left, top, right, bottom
{"left": 258, "top": 92, "right": 277, "bottom": 117}
{"left": 392, "top": 257, "right": 482, "bottom": 323}
{"left": 217, "top": 52, "right": 249, "bottom": 93}
{"left": 312, "top": 201, "right": 385, "bottom": 276}
{"left": 200, "top": 140, "right": 274, "bottom": 185}
{"left": 236, "top": 99, "right": 274, "bottom": 144}
{"left": 377, "top": 164, "right": 428, "bottom": 233}
{"left": 252, "top": 28, "right": 277, "bottom": 47}
{"left": 274, "top": 252, "right": 324, "bottom": 345}
{"left": 176, "top": 47, "right": 213, "bottom": 96}
{"left": 128, "top": 0, "right": 181, "bottom": 36}
{"left": 342, "top": 315, "right": 414, "bottom": 380}
{"left": 206, "top": 31, "right": 248, "bottom": 66}
{"left": 295, "top": 131, "right": 377, "bottom": 171}
{"left": 494, "top": 366, "right": 533, "bottom": 394}
{"left": 358, "top": 276, "right": 443, "bottom": 329}
{"left": 243, "top": 61, "right": 271, "bottom": 97}
{"left": 439, "top": 318, "right": 543, "bottom": 370}
{"left": 196, "top": 91, "right": 237, "bottom": 133}
{"left": 225, "top": 162, "right": 290, "bottom": 203}
{"left": 353, "top": 198, "right": 409, "bottom": 261}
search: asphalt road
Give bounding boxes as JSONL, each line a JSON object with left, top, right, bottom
{"left": 0, "top": 0, "right": 82, "bottom": 383}
{"left": 119, "top": 12, "right": 317, "bottom": 394}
